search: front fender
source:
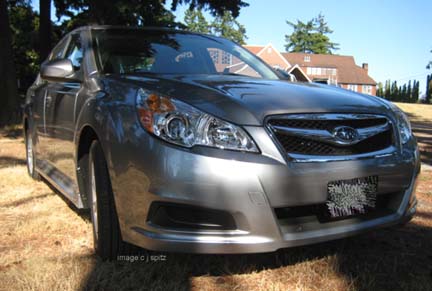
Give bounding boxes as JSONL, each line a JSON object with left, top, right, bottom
{"left": 73, "top": 82, "right": 139, "bottom": 208}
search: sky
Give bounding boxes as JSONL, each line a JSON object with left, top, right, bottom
{"left": 170, "top": 0, "right": 432, "bottom": 95}
{"left": 32, "top": 0, "right": 432, "bottom": 95}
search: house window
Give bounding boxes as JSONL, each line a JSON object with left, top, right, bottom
{"left": 347, "top": 84, "right": 358, "bottom": 92}
{"left": 304, "top": 55, "right": 311, "bottom": 62}
{"left": 306, "top": 67, "right": 337, "bottom": 76}
{"left": 208, "top": 49, "right": 219, "bottom": 63}
{"left": 221, "top": 51, "right": 232, "bottom": 65}
{"left": 362, "top": 85, "right": 372, "bottom": 95}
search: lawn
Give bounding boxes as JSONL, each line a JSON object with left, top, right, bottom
{"left": 395, "top": 102, "right": 432, "bottom": 167}
{"left": 0, "top": 104, "right": 431, "bottom": 291}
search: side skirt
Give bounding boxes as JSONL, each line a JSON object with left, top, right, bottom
{"left": 35, "top": 159, "right": 86, "bottom": 209}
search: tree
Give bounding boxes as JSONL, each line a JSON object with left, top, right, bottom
{"left": 426, "top": 74, "right": 432, "bottom": 104}
{"left": 376, "top": 82, "right": 384, "bottom": 97}
{"left": 384, "top": 80, "right": 391, "bottom": 99}
{"left": 284, "top": 19, "right": 314, "bottom": 53}
{"left": 412, "top": 80, "right": 419, "bottom": 103}
{"left": 285, "top": 13, "right": 339, "bottom": 54}
{"left": 401, "top": 84, "right": 407, "bottom": 102}
{"left": 171, "top": 0, "right": 247, "bottom": 18}
{"left": 378, "top": 79, "right": 420, "bottom": 103}
{"left": 54, "top": 0, "right": 178, "bottom": 28}
{"left": 390, "top": 81, "right": 398, "bottom": 101}
{"left": 211, "top": 10, "right": 247, "bottom": 44}
{"left": 0, "top": 0, "right": 19, "bottom": 125}
{"left": 184, "top": 9, "right": 210, "bottom": 33}
{"left": 0, "top": 0, "right": 248, "bottom": 125}
{"left": 407, "top": 80, "right": 412, "bottom": 102}
{"left": 9, "top": 1, "right": 40, "bottom": 91}
{"left": 427, "top": 49, "right": 431, "bottom": 69}
{"left": 53, "top": 0, "right": 248, "bottom": 30}
{"left": 183, "top": 8, "right": 247, "bottom": 43}
{"left": 39, "top": 0, "right": 52, "bottom": 62}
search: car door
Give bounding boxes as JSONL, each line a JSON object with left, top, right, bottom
{"left": 35, "top": 37, "right": 70, "bottom": 162}
{"left": 43, "top": 32, "right": 84, "bottom": 192}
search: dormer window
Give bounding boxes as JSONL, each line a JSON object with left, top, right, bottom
{"left": 304, "top": 55, "right": 311, "bottom": 62}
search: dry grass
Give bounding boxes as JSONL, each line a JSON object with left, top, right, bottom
{"left": 394, "top": 103, "right": 432, "bottom": 124}
{"left": 1, "top": 104, "right": 432, "bottom": 291}
{"left": 395, "top": 102, "right": 432, "bottom": 166}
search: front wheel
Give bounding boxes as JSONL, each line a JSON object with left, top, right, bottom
{"left": 88, "top": 140, "right": 134, "bottom": 260}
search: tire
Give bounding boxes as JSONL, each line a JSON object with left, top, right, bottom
{"left": 25, "top": 128, "right": 40, "bottom": 180}
{"left": 88, "top": 140, "right": 134, "bottom": 260}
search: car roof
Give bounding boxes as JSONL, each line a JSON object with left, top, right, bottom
{"left": 70, "top": 25, "right": 216, "bottom": 39}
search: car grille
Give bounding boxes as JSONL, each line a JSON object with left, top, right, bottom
{"left": 267, "top": 114, "right": 394, "bottom": 156}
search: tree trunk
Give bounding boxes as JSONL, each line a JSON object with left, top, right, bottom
{"left": 0, "top": 0, "right": 19, "bottom": 125}
{"left": 39, "top": 0, "right": 52, "bottom": 63}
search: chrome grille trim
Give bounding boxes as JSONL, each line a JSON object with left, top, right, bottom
{"left": 270, "top": 121, "right": 391, "bottom": 147}
{"left": 266, "top": 113, "right": 397, "bottom": 162}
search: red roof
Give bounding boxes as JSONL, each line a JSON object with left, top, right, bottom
{"left": 282, "top": 52, "right": 376, "bottom": 85}
{"left": 244, "top": 45, "right": 264, "bottom": 55}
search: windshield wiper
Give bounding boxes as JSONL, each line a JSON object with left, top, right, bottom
{"left": 219, "top": 72, "right": 247, "bottom": 77}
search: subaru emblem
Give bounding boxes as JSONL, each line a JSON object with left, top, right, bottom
{"left": 332, "top": 126, "right": 359, "bottom": 145}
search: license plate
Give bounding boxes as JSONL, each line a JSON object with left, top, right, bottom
{"left": 326, "top": 176, "right": 378, "bottom": 218}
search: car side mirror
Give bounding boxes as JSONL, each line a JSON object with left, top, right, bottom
{"left": 40, "top": 59, "right": 80, "bottom": 82}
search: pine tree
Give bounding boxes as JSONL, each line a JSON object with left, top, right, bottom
{"left": 426, "top": 74, "right": 432, "bottom": 104}
{"left": 285, "top": 13, "right": 339, "bottom": 54}
{"left": 384, "top": 80, "right": 391, "bottom": 100}
{"left": 284, "top": 19, "right": 315, "bottom": 53}
{"left": 380, "top": 79, "right": 419, "bottom": 103}
{"left": 390, "top": 81, "right": 398, "bottom": 101}
{"left": 427, "top": 49, "right": 431, "bottom": 69}
{"left": 401, "top": 84, "right": 407, "bottom": 102}
{"left": 376, "top": 82, "right": 384, "bottom": 97}
{"left": 211, "top": 11, "right": 247, "bottom": 44}
{"left": 184, "top": 9, "right": 210, "bottom": 34}
{"left": 407, "top": 80, "right": 412, "bottom": 102}
{"left": 413, "top": 80, "right": 419, "bottom": 103}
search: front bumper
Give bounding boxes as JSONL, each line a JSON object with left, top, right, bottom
{"left": 106, "top": 126, "right": 420, "bottom": 254}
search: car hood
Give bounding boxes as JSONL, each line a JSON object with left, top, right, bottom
{"left": 119, "top": 74, "right": 391, "bottom": 126}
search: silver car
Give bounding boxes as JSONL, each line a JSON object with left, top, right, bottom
{"left": 24, "top": 26, "right": 420, "bottom": 260}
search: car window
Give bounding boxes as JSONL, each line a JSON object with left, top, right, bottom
{"left": 49, "top": 37, "right": 69, "bottom": 61}
{"left": 98, "top": 43, "right": 215, "bottom": 75}
{"left": 206, "top": 48, "right": 261, "bottom": 78}
{"left": 92, "top": 30, "right": 279, "bottom": 79}
{"left": 64, "top": 34, "right": 83, "bottom": 70}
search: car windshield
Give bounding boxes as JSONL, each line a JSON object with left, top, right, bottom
{"left": 92, "top": 29, "right": 279, "bottom": 79}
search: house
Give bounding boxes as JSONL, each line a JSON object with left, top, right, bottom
{"left": 244, "top": 44, "right": 377, "bottom": 96}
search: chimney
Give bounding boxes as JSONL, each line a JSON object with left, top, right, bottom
{"left": 362, "top": 63, "right": 369, "bottom": 72}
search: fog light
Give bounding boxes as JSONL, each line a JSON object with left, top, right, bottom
{"left": 147, "top": 202, "right": 237, "bottom": 231}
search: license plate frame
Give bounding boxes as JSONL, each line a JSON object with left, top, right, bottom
{"left": 326, "top": 176, "right": 378, "bottom": 218}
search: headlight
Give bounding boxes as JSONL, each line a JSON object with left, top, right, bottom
{"left": 394, "top": 109, "right": 412, "bottom": 144}
{"left": 136, "top": 89, "right": 259, "bottom": 152}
